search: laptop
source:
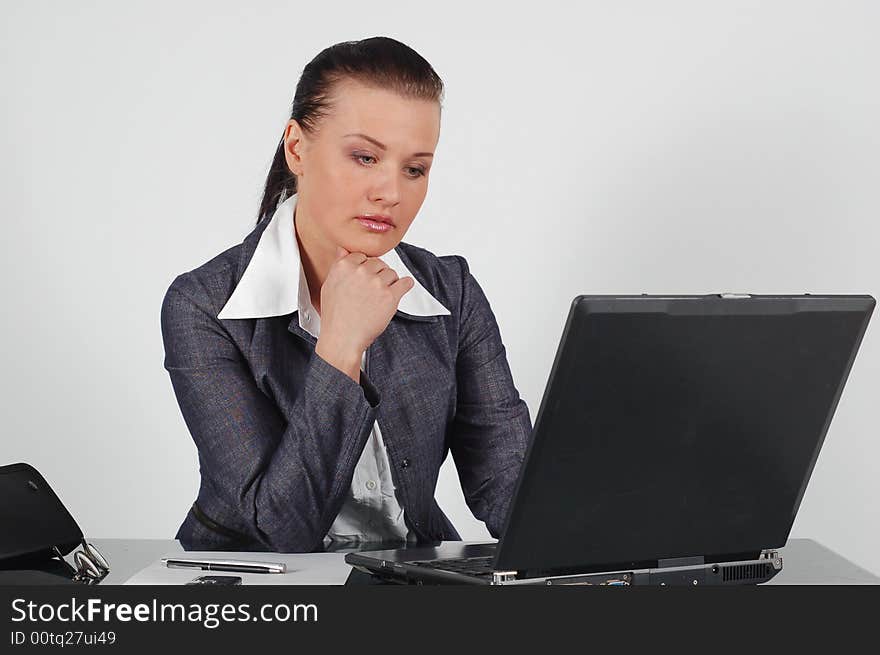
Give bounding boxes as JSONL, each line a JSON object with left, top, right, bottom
{"left": 346, "top": 294, "right": 875, "bottom": 585}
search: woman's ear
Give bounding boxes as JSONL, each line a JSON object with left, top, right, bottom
{"left": 283, "top": 119, "right": 305, "bottom": 176}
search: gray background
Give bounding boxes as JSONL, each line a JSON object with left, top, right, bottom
{"left": 2, "top": 1, "right": 877, "bottom": 574}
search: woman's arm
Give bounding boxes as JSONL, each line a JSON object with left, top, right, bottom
{"left": 448, "top": 256, "right": 532, "bottom": 538}
{"left": 161, "top": 274, "right": 378, "bottom": 552}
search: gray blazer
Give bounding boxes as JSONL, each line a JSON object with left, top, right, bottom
{"left": 160, "top": 216, "right": 532, "bottom": 552}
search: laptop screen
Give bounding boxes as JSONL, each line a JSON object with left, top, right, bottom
{"left": 496, "top": 295, "right": 874, "bottom": 574}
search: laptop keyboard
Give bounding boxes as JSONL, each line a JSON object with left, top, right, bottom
{"left": 410, "top": 556, "right": 496, "bottom": 577}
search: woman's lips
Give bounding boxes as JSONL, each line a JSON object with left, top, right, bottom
{"left": 355, "top": 216, "right": 394, "bottom": 233}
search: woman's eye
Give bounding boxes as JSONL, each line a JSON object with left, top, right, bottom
{"left": 353, "top": 153, "right": 425, "bottom": 178}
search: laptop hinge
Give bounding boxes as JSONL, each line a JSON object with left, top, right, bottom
{"left": 492, "top": 571, "right": 518, "bottom": 584}
{"left": 657, "top": 556, "right": 705, "bottom": 569}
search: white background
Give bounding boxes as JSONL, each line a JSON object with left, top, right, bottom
{"left": 2, "top": 1, "right": 878, "bottom": 574}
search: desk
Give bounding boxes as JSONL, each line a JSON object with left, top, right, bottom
{"left": 85, "top": 538, "right": 878, "bottom": 585}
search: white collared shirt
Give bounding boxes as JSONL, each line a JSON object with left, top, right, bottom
{"left": 218, "top": 193, "right": 450, "bottom": 545}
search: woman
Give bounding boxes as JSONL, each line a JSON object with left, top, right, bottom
{"left": 161, "top": 36, "right": 532, "bottom": 552}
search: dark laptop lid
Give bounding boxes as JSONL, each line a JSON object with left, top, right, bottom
{"left": 495, "top": 294, "right": 874, "bottom": 574}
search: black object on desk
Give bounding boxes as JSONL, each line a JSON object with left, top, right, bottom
{"left": 186, "top": 575, "right": 243, "bottom": 585}
{"left": 348, "top": 294, "right": 876, "bottom": 585}
{"left": 0, "top": 462, "right": 110, "bottom": 585}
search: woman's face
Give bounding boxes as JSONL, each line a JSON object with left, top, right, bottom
{"left": 284, "top": 78, "right": 441, "bottom": 258}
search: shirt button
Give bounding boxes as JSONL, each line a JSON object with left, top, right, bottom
{"left": 401, "top": 458, "right": 410, "bottom": 469}
{"left": 303, "top": 311, "right": 310, "bottom": 322}
{"left": 365, "top": 480, "right": 376, "bottom": 491}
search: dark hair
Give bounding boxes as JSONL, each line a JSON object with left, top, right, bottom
{"left": 256, "top": 36, "right": 445, "bottom": 225}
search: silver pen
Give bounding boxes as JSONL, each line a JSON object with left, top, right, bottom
{"left": 161, "top": 557, "right": 286, "bottom": 574}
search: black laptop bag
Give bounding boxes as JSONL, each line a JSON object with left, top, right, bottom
{"left": 0, "top": 462, "right": 103, "bottom": 584}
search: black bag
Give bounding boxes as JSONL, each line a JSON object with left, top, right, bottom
{"left": 0, "top": 462, "right": 109, "bottom": 584}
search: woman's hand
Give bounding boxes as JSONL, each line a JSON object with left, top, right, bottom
{"left": 315, "top": 246, "right": 414, "bottom": 382}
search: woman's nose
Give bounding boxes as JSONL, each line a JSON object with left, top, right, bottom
{"left": 368, "top": 168, "right": 400, "bottom": 206}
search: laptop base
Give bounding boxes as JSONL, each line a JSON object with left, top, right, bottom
{"left": 345, "top": 543, "right": 783, "bottom": 586}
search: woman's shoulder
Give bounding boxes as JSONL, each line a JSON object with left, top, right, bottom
{"left": 162, "top": 243, "right": 243, "bottom": 317}
{"left": 394, "top": 241, "right": 474, "bottom": 310}
{"left": 163, "top": 218, "right": 271, "bottom": 315}
{"left": 394, "top": 239, "right": 466, "bottom": 274}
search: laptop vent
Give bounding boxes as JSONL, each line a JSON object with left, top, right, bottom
{"left": 721, "top": 563, "right": 772, "bottom": 583}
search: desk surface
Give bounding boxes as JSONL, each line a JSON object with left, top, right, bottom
{"left": 86, "top": 538, "right": 878, "bottom": 585}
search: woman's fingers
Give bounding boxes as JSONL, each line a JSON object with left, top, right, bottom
{"left": 359, "top": 256, "right": 389, "bottom": 275}
{"left": 390, "top": 276, "right": 415, "bottom": 302}
{"left": 318, "top": 249, "right": 413, "bottom": 358}
{"left": 377, "top": 266, "right": 400, "bottom": 286}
